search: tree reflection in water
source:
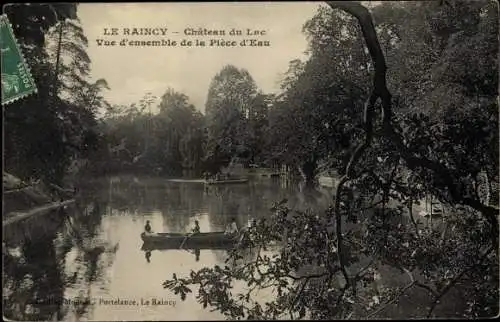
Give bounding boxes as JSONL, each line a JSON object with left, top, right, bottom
{"left": 3, "top": 236, "right": 65, "bottom": 321}
{"left": 147, "top": 248, "right": 197, "bottom": 263}
{"left": 3, "top": 195, "right": 119, "bottom": 321}
{"left": 3, "top": 175, "right": 333, "bottom": 321}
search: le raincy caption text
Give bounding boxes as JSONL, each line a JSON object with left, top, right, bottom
{"left": 97, "top": 27, "right": 271, "bottom": 48}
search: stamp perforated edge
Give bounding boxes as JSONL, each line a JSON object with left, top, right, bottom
{"left": 1, "top": 13, "right": 38, "bottom": 106}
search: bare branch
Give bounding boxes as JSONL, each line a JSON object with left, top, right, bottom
{"left": 334, "top": 176, "right": 351, "bottom": 287}
{"left": 289, "top": 270, "right": 334, "bottom": 311}
{"left": 366, "top": 281, "right": 416, "bottom": 318}
{"left": 287, "top": 272, "right": 330, "bottom": 281}
{"left": 401, "top": 267, "right": 438, "bottom": 296}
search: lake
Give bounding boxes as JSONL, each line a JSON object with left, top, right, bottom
{"left": 2, "top": 175, "right": 335, "bottom": 321}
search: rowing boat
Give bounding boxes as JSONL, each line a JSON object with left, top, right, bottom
{"left": 166, "top": 178, "right": 206, "bottom": 183}
{"left": 140, "top": 231, "right": 240, "bottom": 248}
{"left": 205, "top": 178, "right": 249, "bottom": 185}
{"left": 166, "top": 178, "right": 249, "bottom": 185}
{"left": 141, "top": 242, "right": 234, "bottom": 251}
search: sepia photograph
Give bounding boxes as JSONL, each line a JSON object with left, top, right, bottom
{"left": 2, "top": 1, "right": 499, "bottom": 321}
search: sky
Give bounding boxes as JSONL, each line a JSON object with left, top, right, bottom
{"left": 77, "top": 2, "right": 323, "bottom": 114}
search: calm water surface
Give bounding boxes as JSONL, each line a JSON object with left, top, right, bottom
{"left": 3, "top": 175, "right": 333, "bottom": 321}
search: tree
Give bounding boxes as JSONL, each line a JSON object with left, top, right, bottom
{"left": 155, "top": 88, "right": 204, "bottom": 171}
{"left": 268, "top": 8, "right": 369, "bottom": 183}
{"left": 246, "top": 92, "right": 271, "bottom": 165}
{"left": 97, "top": 95, "right": 157, "bottom": 173}
{"left": 204, "top": 65, "right": 260, "bottom": 170}
{"left": 44, "top": 18, "right": 111, "bottom": 170}
{"left": 2, "top": 3, "right": 105, "bottom": 184}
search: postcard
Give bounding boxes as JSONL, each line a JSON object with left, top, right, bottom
{"left": 2, "top": 1, "right": 499, "bottom": 321}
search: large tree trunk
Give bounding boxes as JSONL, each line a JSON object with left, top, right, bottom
{"left": 53, "top": 21, "right": 64, "bottom": 97}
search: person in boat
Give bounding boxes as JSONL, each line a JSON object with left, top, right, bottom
{"left": 180, "top": 220, "right": 201, "bottom": 250}
{"left": 240, "top": 217, "right": 253, "bottom": 233}
{"left": 247, "top": 217, "right": 257, "bottom": 232}
{"left": 224, "top": 217, "right": 239, "bottom": 235}
{"left": 192, "top": 220, "right": 200, "bottom": 234}
{"left": 144, "top": 220, "right": 152, "bottom": 233}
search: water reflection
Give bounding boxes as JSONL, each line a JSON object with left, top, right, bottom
{"left": 3, "top": 175, "right": 332, "bottom": 321}
{"left": 143, "top": 247, "right": 202, "bottom": 264}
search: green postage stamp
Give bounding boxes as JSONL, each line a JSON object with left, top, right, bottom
{"left": 1, "top": 14, "right": 37, "bottom": 105}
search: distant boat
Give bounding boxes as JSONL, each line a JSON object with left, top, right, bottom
{"left": 166, "top": 178, "right": 249, "bottom": 184}
{"left": 166, "top": 178, "right": 206, "bottom": 183}
{"left": 140, "top": 231, "right": 243, "bottom": 248}
{"left": 141, "top": 241, "right": 234, "bottom": 251}
{"left": 205, "top": 178, "right": 249, "bottom": 185}
{"left": 259, "top": 172, "right": 280, "bottom": 177}
{"left": 318, "top": 175, "right": 338, "bottom": 188}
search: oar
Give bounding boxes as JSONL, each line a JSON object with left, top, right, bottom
{"left": 236, "top": 232, "right": 245, "bottom": 248}
{"left": 179, "top": 233, "right": 192, "bottom": 249}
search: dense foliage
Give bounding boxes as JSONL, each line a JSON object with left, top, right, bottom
{"left": 163, "top": 1, "right": 499, "bottom": 319}
{"left": 91, "top": 65, "right": 273, "bottom": 176}
{"left": 3, "top": 3, "right": 108, "bottom": 185}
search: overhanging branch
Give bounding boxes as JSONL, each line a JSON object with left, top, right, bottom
{"left": 326, "top": 1, "right": 498, "bottom": 244}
